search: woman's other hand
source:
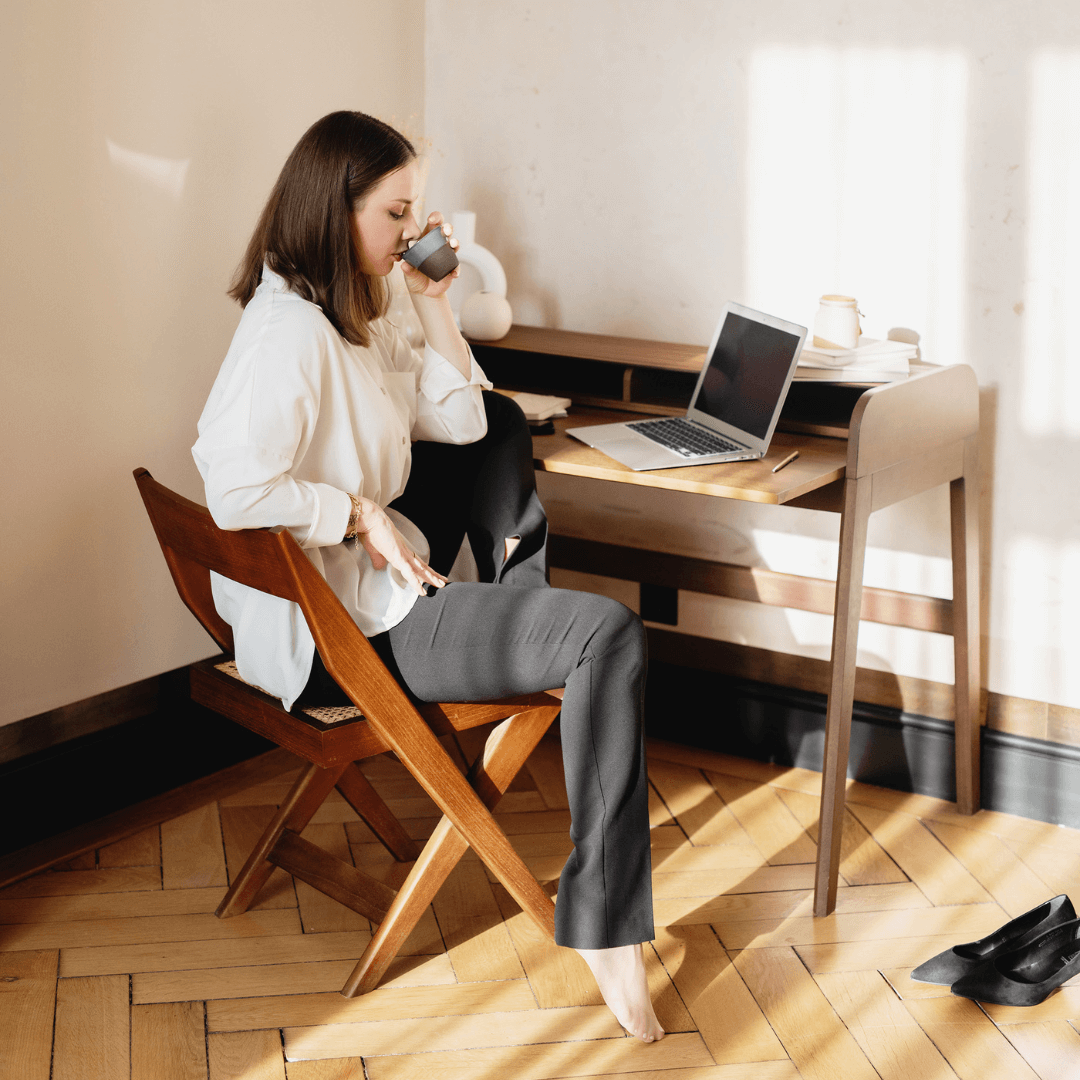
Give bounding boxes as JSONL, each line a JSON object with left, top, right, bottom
{"left": 355, "top": 500, "right": 448, "bottom": 595}
{"left": 400, "top": 212, "right": 460, "bottom": 299}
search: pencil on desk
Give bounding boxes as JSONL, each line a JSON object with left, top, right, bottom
{"left": 771, "top": 450, "right": 800, "bottom": 473}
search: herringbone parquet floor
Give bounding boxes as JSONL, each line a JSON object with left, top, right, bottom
{"left": 3, "top": 732, "right": 1080, "bottom": 1080}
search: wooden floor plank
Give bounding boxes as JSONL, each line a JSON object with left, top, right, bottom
{"left": 431, "top": 859, "right": 525, "bottom": 982}
{"left": 362, "top": 1031, "right": 711, "bottom": 1080}
{"left": 654, "top": 882, "right": 925, "bottom": 928}
{"left": 98, "top": 825, "right": 161, "bottom": 868}
{"left": 0, "top": 885, "right": 226, "bottom": 924}
{"left": 654, "top": 865, "right": 815, "bottom": 902}
{"left": 775, "top": 787, "right": 906, "bottom": 885}
{"left": 134, "top": 951, "right": 456, "bottom": 1005}
{"left": 161, "top": 803, "right": 228, "bottom": 891}
{"left": 208, "top": 979, "right": 537, "bottom": 1032}
{"left": 491, "top": 881, "right": 601, "bottom": 1009}
{"left": 295, "top": 823, "right": 370, "bottom": 934}
{"left": 0, "top": 949, "right": 57, "bottom": 1080}
{"left": 733, "top": 946, "right": 879, "bottom": 1080}
{"left": 286, "top": 1061, "right": 366, "bottom": 1080}
{"left": 52, "top": 974, "right": 130, "bottom": 1080}
{"left": 996, "top": 839, "right": 1080, "bottom": 899}
{"left": 716, "top": 902, "right": 1005, "bottom": 950}
{"left": 980, "top": 987, "right": 1080, "bottom": 1024}
{"left": 1000, "top": 1020, "right": 1080, "bottom": 1079}
{"left": 649, "top": 784, "right": 676, "bottom": 827}
{"left": 814, "top": 969, "right": 959, "bottom": 1080}
{"left": 652, "top": 925, "right": 786, "bottom": 1063}
{"left": 845, "top": 803, "right": 993, "bottom": 905}
{"left": 219, "top": 772, "right": 302, "bottom": 808}
{"left": 61, "top": 928, "right": 371, "bottom": 978}
{"left": 220, "top": 805, "right": 297, "bottom": 910}
{"left": 0, "top": 866, "right": 162, "bottom": 897}
{"left": 797, "top": 936, "right": 995, "bottom": 974}
{"left": 923, "top": 820, "right": 1054, "bottom": 917}
{"left": 209, "top": 1030, "right": 288, "bottom": 1080}
{"left": 1, "top": 907, "right": 299, "bottom": 952}
{"left": 705, "top": 772, "right": 818, "bottom": 865}
{"left": 651, "top": 844, "right": 768, "bottom": 873}
{"left": 284, "top": 1004, "right": 624, "bottom": 1059}
{"left": 903, "top": 997, "right": 1042, "bottom": 1080}
{"left": 131, "top": 1001, "right": 208, "bottom": 1080}
{"left": 13, "top": 740, "right": 1080, "bottom": 1080}
{"left": 647, "top": 760, "right": 757, "bottom": 848}
{"left": 647, "top": 740, "right": 796, "bottom": 786}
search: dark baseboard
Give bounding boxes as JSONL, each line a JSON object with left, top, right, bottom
{"left": 1, "top": 673, "right": 163, "bottom": 767}
{"left": 7, "top": 649, "right": 1079, "bottom": 872}
{"left": 0, "top": 666, "right": 277, "bottom": 859}
{"left": 644, "top": 660, "right": 1080, "bottom": 830}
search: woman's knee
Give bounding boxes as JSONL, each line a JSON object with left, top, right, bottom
{"left": 579, "top": 593, "right": 647, "bottom": 670}
{"left": 482, "top": 388, "right": 530, "bottom": 442}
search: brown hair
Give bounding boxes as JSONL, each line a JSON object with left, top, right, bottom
{"left": 229, "top": 111, "right": 416, "bottom": 348}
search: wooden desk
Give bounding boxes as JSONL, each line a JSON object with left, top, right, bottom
{"left": 474, "top": 327, "right": 981, "bottom": 917}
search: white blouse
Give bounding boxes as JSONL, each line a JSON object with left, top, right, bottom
{"left": 192, "top": 267, "right": 491, "bottom": 708}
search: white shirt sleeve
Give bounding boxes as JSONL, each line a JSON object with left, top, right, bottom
{"left": 193, "top": 300, "right": 352, "bottom": 549}
{"left": 381, "top": 321, "right": 493, "bottom": 444}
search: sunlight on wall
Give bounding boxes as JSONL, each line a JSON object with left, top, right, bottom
{"left": 1021, "top": 51, "right": 1080, "bottom": 437}
{"left": 745, "top": 46, "right": 967, "bottom": 364}
{"left": 106, "top": 138, "right": 190, "bottom": 198}
{"left": 996, "top": 536, "right": 1080, "bottom": 708}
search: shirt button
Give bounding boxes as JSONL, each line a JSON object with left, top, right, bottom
{"left": 401, "top": 436, "right": 406, "bottom": 445}
{"left": 381, "top": 387, "right": 387, "bottom": 395}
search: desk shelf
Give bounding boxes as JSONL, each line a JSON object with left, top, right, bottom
{"left": 470, "top": 323, "right": 866, "bottom": 436}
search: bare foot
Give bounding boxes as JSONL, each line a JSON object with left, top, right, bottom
{"left": 576, "top": 943, "right": 665, "bottom": 1042}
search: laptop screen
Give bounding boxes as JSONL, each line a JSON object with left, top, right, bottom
{"left": 695, "top": 311, "right": 803, "bottom": 439}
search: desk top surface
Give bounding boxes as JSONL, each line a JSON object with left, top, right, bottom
{"left": 533, "top": 407, "right": 847, "bottom": 505}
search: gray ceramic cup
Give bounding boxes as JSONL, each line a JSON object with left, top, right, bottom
{"left": 401, "top": 228, "right": 459, "bottom": 281}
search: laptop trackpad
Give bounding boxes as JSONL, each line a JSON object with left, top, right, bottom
{"left": 569, "top": 423, "right": 675, "bottom": 471}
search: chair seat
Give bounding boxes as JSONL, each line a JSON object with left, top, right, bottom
{"left": 214, "top": 659, "right": 363, "bottom": 725}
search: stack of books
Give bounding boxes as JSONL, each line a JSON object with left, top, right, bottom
{"left": 498, "top": 390, "right": 572, "bottom": 420}
{"left": 795, "top": 338, "right": 918, "bottom": 383}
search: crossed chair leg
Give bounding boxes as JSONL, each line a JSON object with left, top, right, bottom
{"left": 215, "top": 705, "right": 560, "bottom": 996}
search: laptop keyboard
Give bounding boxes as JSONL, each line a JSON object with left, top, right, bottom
{"left": 627, "top": 417, "right": 744, "bottom": 458}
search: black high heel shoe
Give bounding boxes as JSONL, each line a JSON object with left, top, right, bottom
{"left": 951, "top": 918, "right": 1080, "bottom": 1006}
{"left": 910, "top": 894, "right": 1075, "bottom": 985}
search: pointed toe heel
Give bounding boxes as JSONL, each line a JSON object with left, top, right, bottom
{"left": 952, "top": 918, "right": 1080, "bottom": 1006}
{"left": 910, "top": 894, "right": 1075, "bottom": 986}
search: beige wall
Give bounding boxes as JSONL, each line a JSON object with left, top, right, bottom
{"left": 423, "top": 0, "right": 1080, "bottom": 713}
{"left": 1, "top": 1, "right": 423, "bottom": 726}
{"left": 7, "top": 0, "right": 1080, "bottom": 728}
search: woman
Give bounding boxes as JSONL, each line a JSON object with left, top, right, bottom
{"left": 193, "top": 111, "right": 663, "bottom": 1042}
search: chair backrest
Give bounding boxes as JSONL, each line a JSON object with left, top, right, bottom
{"left": 133, "top": 467, "right": 411, "bottom": 720}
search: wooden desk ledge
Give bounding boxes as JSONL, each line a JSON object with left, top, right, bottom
{"left": 535, "top": 408, "right": 847, "bottom": 505}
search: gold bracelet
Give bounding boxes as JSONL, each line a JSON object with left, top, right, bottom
{"left": 345, "top": 493, "right": 362, "bottom": 540}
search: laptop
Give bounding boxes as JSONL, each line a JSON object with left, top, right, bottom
{"left": 566, "top": 303, "right": 807, "bottom": 471}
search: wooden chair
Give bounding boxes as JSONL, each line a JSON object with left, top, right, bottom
{"left": 134, "top": 467, "right": 563, "bottom": 996}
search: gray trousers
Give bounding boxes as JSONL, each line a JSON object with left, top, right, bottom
{"left": 306, "top": 392, "right": 654, "bottom": 949}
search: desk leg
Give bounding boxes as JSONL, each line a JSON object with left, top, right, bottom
{"left": 815, "top": 476, "right": 872, "bottom": 917}
{"left": 951, "top": 435, "right": 981, "bottom": 814}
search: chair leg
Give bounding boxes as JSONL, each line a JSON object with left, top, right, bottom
{"left": 336, "top": 762, "right": 420, "bottom": 862}
{"left": 951, "top": 435, "right": 981, "bottom": 815}
{"left": 217, "top": 761, "right": 347, "bottom": 918}
{"left": 341, "top": 706, "right": 558, "bottom": 996}
{"left": 814, "top": 477, "right": 871, "bottom": 917}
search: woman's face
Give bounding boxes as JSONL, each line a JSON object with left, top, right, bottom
{"left": 352, "top": 161, "right": 422, "bottom": 277}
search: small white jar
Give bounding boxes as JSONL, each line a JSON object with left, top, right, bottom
{"left": 813, "top": 295, "right": 861, "bottom": 350}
